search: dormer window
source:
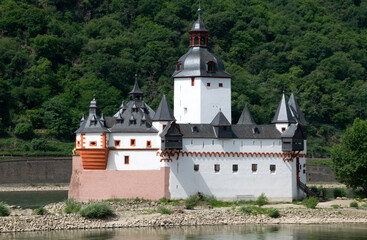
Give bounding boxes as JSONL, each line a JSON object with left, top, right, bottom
{"left": 192, "top": 126, "right": 199, "bottom": 133}
{"left": 252, "top": 127, "right": 260, "bottom": 134}
{"left": 176, "top": 62, "right": 181, "bottom": 71}
{"left": 207, "top": 61, "right": 215, "bottom": 72}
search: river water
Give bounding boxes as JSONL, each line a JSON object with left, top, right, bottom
{"left": 2, "top": 224, "right": 367, "bottom": 240}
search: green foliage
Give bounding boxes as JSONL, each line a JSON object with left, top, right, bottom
{"left": 302, "top": 197, "right": 319, "bottom": 209}
{"left": 255, "top": 193, "right": 268, "bottom": 207}
{"left": 31, "top": 138, "right": 49, "bottom": 151}
{"left": 333, "top": 188, "right": 347, "bottom": 198}
{"left": 331, "top": 204, "right": 341, "bottom": 209}
{"left": 0, "top": 202, "right": 10, "bottom": 217}
{"left": 157, "top": 206, "right": 171, "bottom": 215}
{"left": 34, "top": 206, "right": 48, "bottom": 215}
{"left": 185, "top": 194, "right": 200, "bottom": 210}
{"left": 79, "top": 203, "right": 114, "bottom": 219}
{"left": 331, "top": 118, "right": 367, "bottom": 194}
{"left": 350, "top": 201, "right": 359, "bottom": 208}
{"left": 267, "top": 208, "right": 280, "bottom": 218}
{"left": 64, "top": 198, "right": 82, "bottom": 214}
{"left": 14, "top": 123, "right": 34, "bottom": 140}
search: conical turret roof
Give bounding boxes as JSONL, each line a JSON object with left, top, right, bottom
{"left": 237, "top": 104, "right": 256, "bottom": 125}
{"left": 272, "top": 93, "right": 296, "bottom": 124}
{"left": 288, "top": 92, "right": 307, "bottom": 126}
{"left": 152, "top": 94, "right": 175, "bottom": 121}
{"left": 129, "top": 77, "right": 143, "bottom": 95}
{"left": 211, "top": 111, "right": 231, "bottom": 126}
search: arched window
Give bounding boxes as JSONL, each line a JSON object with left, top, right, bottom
{"left": 194, "top": 37, "right": 199, "bottom": 45}
{"left": 176, "top": 62, "right": 181, "bottom": 71}
{"left": 207, "top": 61, "right": 215, "bottom": 72}
{"left": 200, "top": 37, "right": 205, "bottom": 45}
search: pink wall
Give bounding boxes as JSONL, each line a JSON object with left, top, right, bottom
{"left": 69, "top": 156, "right": 170, "bottom": 201}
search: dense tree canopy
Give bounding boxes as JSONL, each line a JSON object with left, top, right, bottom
{"left": 331, "top": 118, "right": 367, "bottom": 194}
{"left": 0, "top": 0, "right": 366, "bottom": 156}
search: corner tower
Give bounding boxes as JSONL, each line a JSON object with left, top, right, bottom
{"left": 172, "top": 7, "right": 232, "bottom": 124}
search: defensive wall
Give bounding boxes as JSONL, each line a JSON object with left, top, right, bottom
{"left": 0, "top": 156, "right": 336, "bottom": 185}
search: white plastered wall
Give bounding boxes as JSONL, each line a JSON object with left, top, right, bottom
{"left": 83, "top": 133, "right": 104, "bottom": 149}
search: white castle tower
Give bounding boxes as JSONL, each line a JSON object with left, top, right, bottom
{"left": 172, "top": 8, "right": 232, "bottom": 124}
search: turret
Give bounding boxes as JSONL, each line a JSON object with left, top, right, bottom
{"left": 272, "top": 92, "right": 296, "bottom": 133}
{"left": 237, "top": 104, "right": 256, "bottom": 125}
{"left": 152, "top": 94, "right": 175, "bottom": 134}
{"left": 211, "top": 110, "right": 232, "bottom": 138}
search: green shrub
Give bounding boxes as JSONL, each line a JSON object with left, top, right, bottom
{"left": 157, "top": 206, "right": 171, "bottom": 215}
{"left": 35, "top": 206, "right": 48, "bottom": 215}
{"left": 361, "top": 204, "right": 367, "bottom": 208}
{"left": 64, "top": 198, "right": 82, "bottom": 214}
{"left": 331, "top": 204, "right": 341, "bottom": 209}
{"left": 350, "top": 201, "right": 359, "bottom": 208}
{"left": 256, "top": 193, "right": 268, "bottom": 206}
{"left": 267, "top": 208, "right": 280, "bottom": 218}
{"left": 79, "top": 203, "right": 114, "bottom": 219}
{"left": 333, "top": 188, "right": 347, "bottom": 198}
{"left": 14, "top": 123, "right": 34, "bottom": 139}
{"left": 239, "top": 205, "right": 253, "bottom": 214}
{"left": 302, "top": 197, "right": 319, "bottom": 209}
{"left": 0, "top": 202, "right": 10, "bottom": 217}
{"left": 310, "top": 186, "right": 320, "bottom": 195}
{"left": 159, "top": 196, "right": 169, "bottom": 205}
{"left": 185, "top": 194, "right": 200, "bottom": 209}
{"left": 31, "top": 138, "right": 49, "bottom": 151}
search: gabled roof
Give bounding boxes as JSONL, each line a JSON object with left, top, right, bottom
{"left": 237, "top": 104, "right": 256, "bottom": 124}
{"left": 211, "top": 111, "right": 231, "bottom": 126}
{"left": 160, "top": 121, "right": 183, "bottom": 137}
{"left": 281, "top": 123, "right": 305, "bottom": 139}
{"left": 272, "top": 93, "right": 296, "bottom": 124}
{"left": 152, "top": 94, "right": 175, "bottom": 121}
{"left": 288, "top": 92, "right": 307, "bottom": 126}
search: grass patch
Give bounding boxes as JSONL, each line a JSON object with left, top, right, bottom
{"left": 103, "top": 198, "right": 130, "bottom": 203}
{"left": 361, "top": 204, "right": 367, "bottom": 208}
{"left": 238, "top": 205, "right": 280, "bottom": 218}
{"left": 79, "top": 203, "right": 114, "bottom": 219}
{"left": 255, "top": 193, "right": 268, "bottom": 206}
{"left": 157, "top": 206, "right": 171, "bottom": 215}
{"left": 64, "top": 198, "right": 82, "bottom": 214}
{"left": 184, "top": 193, "right": 235, "bottom": 209}
{"left": 302, "top": 197, "right": 319, "bottom": 209}
{"left": 158, "top": 197, "right": 180, "bottom": 206}
{"left": 306, "top": 159, "right": 332, "bottom": 167}
{"left": 330, "top": 204, "right": 341, "bottom": 209}
{"left": 350, "top": 201, "right": 359, "bottom": 208}
{"left": 35, "top": 206, "right": 48, "bottom": 215}
{"left": 0, "top": 202, "right": 10, "bottom": 217}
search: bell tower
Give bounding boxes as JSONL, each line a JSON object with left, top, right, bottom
{"left": 172, "top": 7, "right": 232, "bottom": 124}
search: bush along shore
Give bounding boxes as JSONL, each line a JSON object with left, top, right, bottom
{"left": 1, "top": 194, "right": 367, "bottom": 233}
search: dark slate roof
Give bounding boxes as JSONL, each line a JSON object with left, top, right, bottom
{"left": 178, "top": 124, "right": 281, "bottom": 139}
{"left": 109, "top": 100, "right": 158, "bottom": 133}
{"left": 152, "top": 94, "right": 175, "bottom": 121}
{"left": 190, "top": 18, "right": 208, "bottom": 32}
{"left": 237, "top": 104, "right": 256, "bottom": 124}
{"left": 288, "top": 92, "right": 307, "bottom": 126}
{"left": 129, "top": 79, "right": 143, "bottom": 95}
{"left": 172, "top": 46, "right": 232, "bottom": 78}
{"left": 281, "top": 123, "right": 305, "bottom": 138}
{"left": 211, "top": 111, "right": 231, "bottom": 126}
{"left": 75, "top": 114, "right": 108, "bottom": 133}
{"left": 272, "top": 93, "right": 296, "bottom": 124}
{"left": 160, "top": 121, "right": 183, "bottom": 137}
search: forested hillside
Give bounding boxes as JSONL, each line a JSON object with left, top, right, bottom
{"left": 0, "top": 0, "right": 366, "bottom": 157}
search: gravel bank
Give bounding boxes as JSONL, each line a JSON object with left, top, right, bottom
{"left": 0, "top": 200, "right": 366, "bottom": 233}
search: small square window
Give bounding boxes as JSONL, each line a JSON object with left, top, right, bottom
{"left": 146, "top": 140, "right": 151, "bottom": 148}
{"left": 281, "top": 127, "right": 286, "bottom": 132}
{"left": 130, "top": 139, "right": 136, "bottom": 146}
{"left": 219, "top": 83, "right": 223, "bottom": 87}
{"left": 207, "top": 83, "right": 211, "bottom": 87}
{"left": 124, "top": 156, "right": 129, "bottom": 165}
{"left": 233, "top": 164, "right": 238, "bottom": 173}
{"left": 194, "top": 164, "right": 199, "bottom": 172}
{"left": 191, "top": 78, "right": 195, "bottom": 86}
{"left": 89, "top": 141, "right": 97, "bottom": 146}
{"left": 114, "top": 140, "right": 120, "bottom": 147}
{"left": 270, "top": 164, "right": 276, "bottom": 174}
{"left": 252, "top": 164, "right": 257, "bottom": 173}
{"left": 162, "top": 124, "right": 166, "bottom": 131}
{"left": 214, "top": 164, "right": 220, "bottom": 172}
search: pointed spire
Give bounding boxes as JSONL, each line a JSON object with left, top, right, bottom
{"left": 211, "top": 111, "right": 231, "bottom": 126}
{"left": 288, "top": 92, "right": 307, "bottom": 126}
{"left": 119, "top": 101, "right": 124, "bottom": 109}
{"left": 80, "top": 114, "right": 85, "bottom": 126}
{"left": 100, "top": 113, "right": 105, "bottom": 122}
{"left": 198, "top": 0, "right": 201, "bottom": 20}
{"left": 190, "top": 2, "right": 207, "bottom": 32}
{"left": 237, "top": 104, "right": 256, "bottom": 124}
{"left": 129, "top": 73, "right": 143, "bottom": 96}
{"left": 272, "top": 92, "right": 296, "bottom": 124}
{"left": 152, "top": 94, "right": 175, "bottom": 121}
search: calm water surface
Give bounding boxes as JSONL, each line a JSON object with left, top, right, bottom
{"left": 2, "top": 224, "right": 367, "bottom": 240}
{"left": 0, "top": 190, "right": 68, "bottom": 209}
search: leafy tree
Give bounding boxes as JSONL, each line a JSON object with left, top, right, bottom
{"left": 14, "top": 123, "right": 34, "bottom": 140}
{"left": 331, "top": 118, "right": 367, "bottom": 194}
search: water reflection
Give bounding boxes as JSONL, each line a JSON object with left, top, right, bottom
{"left": 0, "top": 191, "right": 68, "bottom": 209}
{"left": 3, "top": 224, "right": 367, "bottom": 240}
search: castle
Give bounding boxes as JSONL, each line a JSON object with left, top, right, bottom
{"left": 69, "top": 12, "right": 308, "bottom": 202}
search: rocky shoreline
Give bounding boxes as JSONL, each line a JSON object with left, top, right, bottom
{"left": 1, "top": 200, "right": 367, "bottom": 233}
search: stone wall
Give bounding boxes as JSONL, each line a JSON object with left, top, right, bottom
{"left": 306, "top": 165, "right": 337, "bottom": 183}
{"left": 0, "top": 157, "right": 71, "bottom": 184}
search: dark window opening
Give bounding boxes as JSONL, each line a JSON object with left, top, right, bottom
{"left": 191, "top": 77, "right": 195, "bottom": 86}
{"left": 176, "top": 62, "right": 181, "bottom": 71}
{"left": 130, "top": 139, "right": 136, "bottom": 146}
{"left": 200, "top": 37, "right": 205, "bottom": 45}
{"left": 270, "top": 164, "right": 276, "bottom": 173}
{"left": 194, "top": 37, "right": 199, "bottom": 45}
{"left": 207, "top": 82, "right": 211, "bottom": 87}
{"left": 114, "top": 140, "right": 120, "bottom": 146}
{"left": 146, "top": 140, "right": 151, "bottom": 148}
{"left": 194, "top": 164, "right": 199, "bottom": 172}
{"left": 219, "top": 83, "right": 223, "bottom": 87}
{"left": 252, "top": 164, "right": 257, "bottom": 173}
{"left": 281, "top": 127, "right": 286, "bottom": 132}
{"left": 162, "top": 124, "right": 166, "bottom": 130}
{"left": 233, "top": 164, "right": 238, "bottom": 172}
{"left": 214, "top": 164, "right": 220, "bottom": 172}
{"left": 124, "top": 156, "right": 129, "bottom": 164}
{"left": 90, "top": 141, "right": 97, "bottom": 146}
{"left": 207, "top": 61, "right": 215, "bottom": 72}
